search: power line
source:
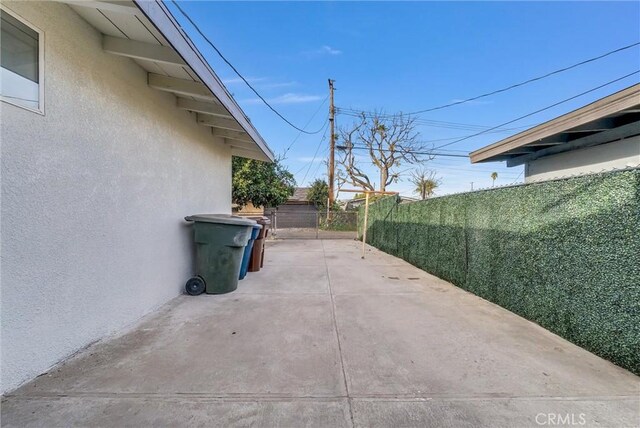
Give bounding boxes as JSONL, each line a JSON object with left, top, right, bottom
{"left": 427, "top": 163, "right": 522, "bottom": 176}
{"left": 337, "top": 109, "right": 533, "bottom": 132}
{"left": 300, "top": 101, "right": 339, "bottom": 184}
{"left": 403, "top": 129, "right": 541, "bottom": 146}
{"left": 295, "top": 124, "right": 329, "bottom": 178}
{"left": 337, "top": 151, "right": 522, "bottom": 175}
{"left": 337, "top": 41, "right": 640, "bottom": 118}
{"left": 342, "top": 145, "right": 470, "bottom": 158}
{"left": 298, "top": 123, "right": 329, "bottom": 173}
{"left": 285, "top": 96, "right": 329, "bottom": 154}
{"left": 338, "top": 72, "right": 639, "bottom": 153}
{"left": 334, "top": 161, "right": 522, "bottom": 182}
{"left": 309, "top": 147, "right": 330, "bottom": 184}
{"left": 341, "top": 109, "right": 491, "bottom": 125}
{"left": 423, "top": 148, "right": 469, "bottom": 153}
{"left": 429, "top": 165, "right": 520, "bottom": 176}
{"left": 428, "top": 158, "right": 519, "bottom": 170}
{"left": 510, "top": 171, "right": 525, "bottom": 184}
{"left": 301, "top": 132, "right": 329, "bottom": 185}
{"left": 433, "top": 70, "right": 640, "bottom": 150}
{"left": 169, "top": 0, "right": 326, "bottom": 135}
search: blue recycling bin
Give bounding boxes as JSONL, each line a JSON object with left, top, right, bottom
{"left": 239, "top": 223, "right": 262, "bottom": 279}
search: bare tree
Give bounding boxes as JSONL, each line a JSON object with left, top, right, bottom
{"left": 336, "top": 111, "right": 430, "bottom": 192}
{"left": 323, "top": 158, "right": 348, "bottom": 200}
{"left": 411, "top": 168, "right": 441, "bottom": 200}
{"left": 334, "top": 165, "right": 348, "bottom": 199}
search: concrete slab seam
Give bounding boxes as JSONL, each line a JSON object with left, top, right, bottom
{"left": 5, "top": 392, "right": 639, "bottom": 401}
{"left": 322, "top": 239, "right": 356, "bottom": 428}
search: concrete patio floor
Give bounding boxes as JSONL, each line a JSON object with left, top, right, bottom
{"left": 2, "top": 239, "right": 639, "bottom": 427}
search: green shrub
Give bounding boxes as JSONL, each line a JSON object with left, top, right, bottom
{"left": 360, "top": 169, "right": 640, "bottom": 374}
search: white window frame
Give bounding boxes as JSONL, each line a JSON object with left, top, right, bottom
{"left": 0, "top": 6, "right": 45, "bottom": 115}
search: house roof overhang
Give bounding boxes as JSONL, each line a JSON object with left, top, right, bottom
{"left": 470, "top": 84, "right": 640, "bottom": 167}
{"left": 59, "top": 0, "right": 274, "bottom": 162}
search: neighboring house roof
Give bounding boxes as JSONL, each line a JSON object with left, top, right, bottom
{"left": 63, "top": 0, "right": 274, "bottom": 162}
{"left": 470, "top": 84, "right": 640, "bottom": 167}
{"left": 345, "top": 197, "right": 368, "bottom": 211}
{"left": 288, "top": 187, "right": 311, "bottom": 202}
{"left": 399, "top": 196, "right": 418, "bottom": 204}
{"left": 263, "top": 188, "right": 312, "bottom": 209}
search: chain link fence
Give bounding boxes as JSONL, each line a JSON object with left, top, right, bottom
{"left": 268, "top": 210, "right": 358, "bottom": 239}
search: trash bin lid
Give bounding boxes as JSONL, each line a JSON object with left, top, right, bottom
{"left": 249, "top": 216, "right": 271, "bottom": 225}
{"left": 185, "top": 214, "right": 257, "bottom": 226}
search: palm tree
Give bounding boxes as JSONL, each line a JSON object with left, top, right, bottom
{"left": 491, "top": 172, "right": 498, "bottom": 187}
{"left": 411, "top": 168, "right": 441, "bottom": 200}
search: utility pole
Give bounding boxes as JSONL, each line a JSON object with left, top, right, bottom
{"left": 328, "top": 79, "right": 335, "bottom": 207}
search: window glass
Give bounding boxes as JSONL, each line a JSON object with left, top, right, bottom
{"left": 1, "top": 9, "right": 40, "bottom": 111}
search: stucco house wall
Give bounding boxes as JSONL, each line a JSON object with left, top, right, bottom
{"left": 1, "top": 1, "right": 232, "bottom": 393}
{"left": 525, "top": 136, "right": 640, "bottom": 182}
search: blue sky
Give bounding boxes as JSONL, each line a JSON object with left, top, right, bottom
{"left": 167, "top": 1, "right": 640, "bottom": 197}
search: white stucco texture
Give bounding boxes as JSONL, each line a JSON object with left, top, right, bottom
{"left": 1, "top": 1, "right": 233, "bottom": 393}
{"left": 525, "top": 135, "right": 640, "bottom": 182}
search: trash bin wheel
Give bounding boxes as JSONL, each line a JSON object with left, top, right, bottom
{"left": 185, "top": 276, "right": 205, "bottom": 296}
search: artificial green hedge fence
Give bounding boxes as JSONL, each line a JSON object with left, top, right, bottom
{"left": 360, "top": 168, "right": 640, "bottom": 374}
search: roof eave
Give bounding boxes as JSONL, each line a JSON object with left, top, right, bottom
{"left": 133, "top": 0, "right": 275, "bottom": 162}
{"left": 470, "top": 84, "right": 640, "bottom": 164}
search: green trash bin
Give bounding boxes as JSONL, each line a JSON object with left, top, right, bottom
{"left": 184, "top": 214, "right": 256, "bottom": 295}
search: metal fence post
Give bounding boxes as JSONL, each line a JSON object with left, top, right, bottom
{"left": 271, "top": 210, "right": 277, "bottom": 238}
